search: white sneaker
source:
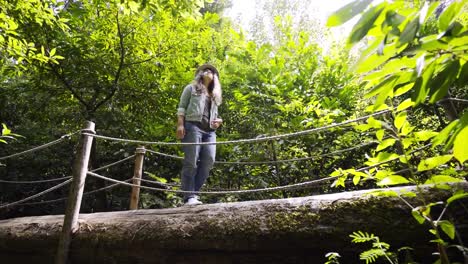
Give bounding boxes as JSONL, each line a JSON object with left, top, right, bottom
{"left": 185, "top": 197, "right": 203, "bottom": 206}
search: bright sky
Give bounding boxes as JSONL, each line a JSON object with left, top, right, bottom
{"left": 224, "top": 0, "right": 356, "bottom": 41}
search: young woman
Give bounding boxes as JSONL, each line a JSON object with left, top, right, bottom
{"left": 176, "top": 64, "right": 223, "bottom": 205}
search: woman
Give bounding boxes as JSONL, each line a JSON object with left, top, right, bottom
{"left": 176, "top": 64, "right": 223, "bottom": 205}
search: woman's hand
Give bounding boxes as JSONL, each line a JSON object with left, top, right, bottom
{"left": 211, "top": 118, "right": 223, "bottom": 129}
{"left": 176, "top": 125, "right": 185, "bottom": 140}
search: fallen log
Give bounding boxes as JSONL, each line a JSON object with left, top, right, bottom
{"left": 0, "top": 183, "right": 467, "bottom": 264}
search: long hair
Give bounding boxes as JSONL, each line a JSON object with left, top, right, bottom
{"left": 192, "top": 72, "right": 222, "bottom": 105}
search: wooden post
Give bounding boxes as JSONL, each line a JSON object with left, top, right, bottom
{"left": 129, "top": 146, "right": 146, "bottom": 210}
{"left": 55, "top": 121, "right": 95, "bottom": 264}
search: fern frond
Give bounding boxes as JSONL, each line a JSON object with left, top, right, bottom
{"left": 373, "top": 241, "right": 390, "bottom": 250}
{"left": 350, "top": 231, "right": 376, "bottom": 243}
{"left": 360, "top": 248, "right": 386, "bottom": 264}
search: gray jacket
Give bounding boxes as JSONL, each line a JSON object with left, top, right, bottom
{"left": 177, "top": 84, "right": 220, "bottom": 130}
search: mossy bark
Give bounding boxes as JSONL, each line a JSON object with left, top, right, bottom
{"left": 0, "top": 183, "right": 467, "bottom": 264}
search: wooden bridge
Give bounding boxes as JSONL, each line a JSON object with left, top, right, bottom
{"left": 1, "top": 183, "right": 467, "bottom": 264}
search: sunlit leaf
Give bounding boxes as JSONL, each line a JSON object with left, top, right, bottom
{"left": 432, "top": 120, "right": 459, "bottom": 147}
{"left": 1, "top": 124, "right": 11, "bottom": 136}
{"left": 376, "top": 129, "right": 385, "bottom": 141}
{"left": 399, "top": 15, "right": 419, "bottom": 47}
{"left": 377, "top": 175, "right": 410, "bottom": 186}
{"left": 394, "top": 111, "right": 407, "bottom": 131}
{"left": 412, "top": 209, "right": 426, "bottom": 224}
{"left": 412, "top": 60, "right": 436, "bottom": 105}
{"left": 348, "top": 2, "right": 386, "bottom": 45}
{"left": 367, "top": 116, "right": 382, "bottom": 129}
{"left": 438, "top": 220, "right": 455, "bottom": 239}
{"left": 414, "top": 130, "right": 438, "bottom": 141}
{"left": 453, "top": 125, "right": 468, "bottom": 163}
{"left": 357, "top": 42, "right": 397, "bottom": 73}
{"left": 372, "top": 152, "right": 399, "bottom": 163}
{"left": 327, "top": 0, "right": 373, "bottom": 27}
{"left": 429, "top": 60, "right": 460, "bottom": 103}
{"left": 417, "top": 155, "right": 453, "bottom": 171}
{"left": 376, "top": 138, "right": 396, "bottom": 152}
{"left": 438, "top": 1, "right": 464, "bottom": 33}
{"left": 365, "top": 75, "right": 398, "bottom": 98}
{"left": 395, "top": 83, "right": 414, "bottom": 97}
{"left": 447, "top": 192, "right": 468, "bottom": 205}
{"left": 397, "top": 98, "right": 414, "bottom": 112}
{"left": 353, "top": 175, "right": 361, "bottom": 185}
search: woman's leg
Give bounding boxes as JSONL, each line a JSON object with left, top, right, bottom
{"left": 181, "top": 123, "right": 201, "bottom": 201}
{"left": 195, "top": 131, "right": 216, "bottom": 192}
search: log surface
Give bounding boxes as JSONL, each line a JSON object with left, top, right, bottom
{"left": 0, "top": 183, "right": 467, "bottom": 263}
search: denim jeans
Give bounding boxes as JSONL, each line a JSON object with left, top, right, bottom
{"left": 181, "top": 122, "right": 216, "bottom": 200}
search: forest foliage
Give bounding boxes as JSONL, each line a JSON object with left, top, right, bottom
{"left": 0, "top": 0, "right": 467, "bottom": 262}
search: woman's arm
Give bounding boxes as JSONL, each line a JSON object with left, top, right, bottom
{"left": 176, "top": 115, "right": 185, "bottom": 139}
{"left": 176, "top": 85, "right": 191, "bottom": 139}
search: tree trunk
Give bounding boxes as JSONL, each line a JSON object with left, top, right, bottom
{"left": 0, "top": 183, "right": 467, "bottom": 264}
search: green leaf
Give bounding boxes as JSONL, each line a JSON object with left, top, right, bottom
{"left": 412, "top": 59, "right": 436, "bottom": 105}
{"left": 394, "top": 111, "right": 407, "bottom": 131}
{"left": 376, "top": 129, "right": 385, "bottom": 141}
{"left": 432, "top": 120, "right": 459, "bottom": 147}
{"left": 419, "top": 35, "right": 448, "bottom": 51}
{"left": 438, "top": 1, "right": 464, "bottom": 33}
{"left": 417, "top": 155, "right": 453, "bottom": 171}
{"left": 365, "top": 75, "right": 398, "bottom": 98}
{"left": 429, "top": 60, "right": 460, "bottom": 103}
{"left": 348, "top": 3, "right": 387, "bottom": 45}
{"left": 402, "top": 138, "right": 414, "bottom": 149}
{"left": 438, "top": 220, "right": 455, "bottom": 240}
{"left": 412, "top": 209, "right": 426, "bottom": 224}
{"left": 357, "top": 42, "right": 397, "bottom": 73}
{"left": 399, "top": 15, "right": 420, "bottom": 47}
{"left": 455, "top": 60, "right": 468, "bottom": 87}
{"left": 424, "top": 175, "right": 464, "bottom": 184}
{"left": 374, "top": 152, "right": 399, "bottom": 163}
{"left": 414, "top": 130, "right": 438, "bottom": 141}
{"left": 447, "top": 192, "right": 468, "bottom": 205}
{"left": 394, "top": 83, "right": 413, "bottom": 97}
{"left": 374, "top": 170, "right": 392, "bottom": 180}
{"left": 376, "top": 138, "right": 396, "bottom": 152}
{"left": 453, "top": 125, "right": 468, "bottom": 163}
{"left": 327, "top": 0, "right": 373, "bottom": 27}
{"left": 397, "top": 98, "right": 414, "bottom": 112}
{"left": 355, "top": 123, "right": 372, "bottom": 132}
{"left": 377, "top": 175, "right": 410, "bottom": 186}
{"left": 353, "top": 175, "right": 361, "bottom": 185}
{"left": 1, "top": 124, "right": 11, "bottom": 136}
{"left": 367, "top": 116, "right": 382, "bottom": 129}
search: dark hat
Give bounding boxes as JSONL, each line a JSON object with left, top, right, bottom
{"left": 196, "top": 64, "right": 219, "bottom": 77}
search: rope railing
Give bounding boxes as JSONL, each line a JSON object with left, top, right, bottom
{"left": 1, "top": 142, "right": 430, "bottom": 209}
{"left": 146, "top": 140, "right": 379, "bottom": 165}
{"left": 87, "top": 143, "right": 432, "bottom": 196}
{"left": 0, "top": 131, "right": 78, "bottom": 161}
{"left": 19, "top": 178, "right": 134, "bottom": 206}
{"left": 87, "top": 171, "right": 338, "bottom": 194}
{"left": 0, "top": 176, "right": 72, "bottom": 184}
{"left": 83, "top": 110, "right": 390, "bottom": 146}
{"left": 0, "top": 155, "right": 136, "bottom": 209}
{"left": 441, "top": 97, "right": 468, "bottom": 104}
{"left": 91, "top": 155, "right": 136, "bottom": 172}
{"left": 0, "top": 155, "right": 135, "bottom": 185}
{"left": 0, "top": 179, "right": 72, "bottom": 209}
